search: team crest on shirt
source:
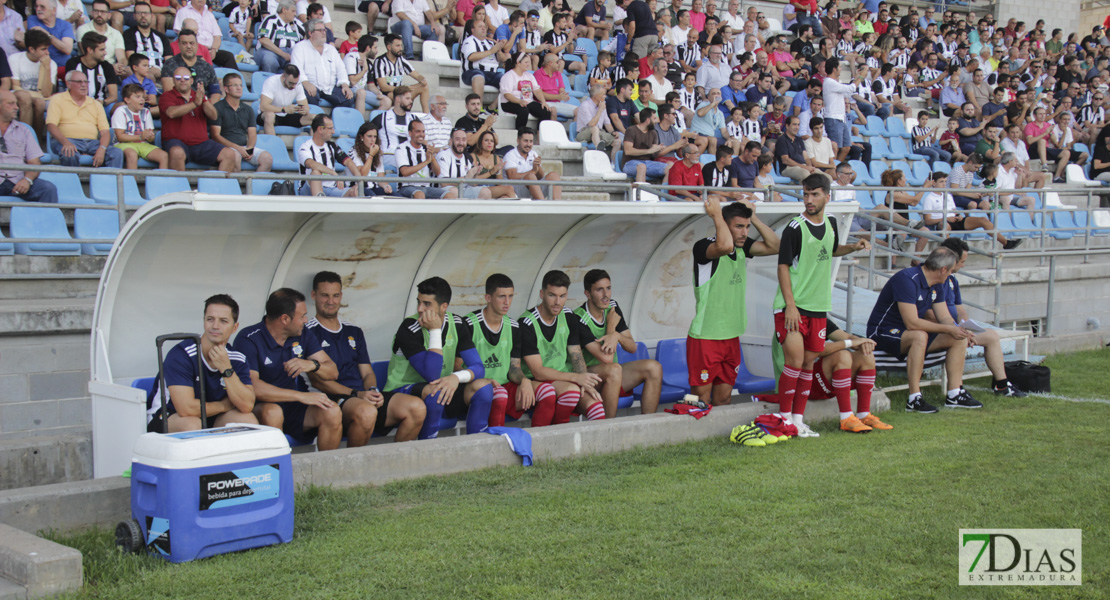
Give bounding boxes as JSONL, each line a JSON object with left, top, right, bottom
{"left": 348, "top": 336, "right": 356, "bottom": 349}
{"left": 931, "top": 290, "right": 937, "bottom": 302}
{"left": 818, "top": 327, "right": 826, "bottom": 340}
{"left": 292, "top": 342, "right": 303, "bottom": 357}
{"left": 700, "top": 369, "right": 709, "bottom": 382}
{"left": 890, "top": 328, "right": 900, "bottom": 335}
{"left": 220, "top": 377, "right": 227, "bottom": 389}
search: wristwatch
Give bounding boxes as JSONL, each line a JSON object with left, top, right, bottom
{"left": 310, "top": 358, "right": 321, "bottom": 373}
{"left": 221, "top": 368, "right": 235, "bottom": 378}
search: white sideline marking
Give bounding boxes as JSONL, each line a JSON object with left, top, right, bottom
{"left": 966, "top": 386, "right": 1110, "bottom": 406}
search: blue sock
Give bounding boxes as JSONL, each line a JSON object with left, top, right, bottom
{"left": 419, "top": 392, "right": 444, "bottom": 440}
{"left": 465, "top": 384, "right": 494, "bottom": 434}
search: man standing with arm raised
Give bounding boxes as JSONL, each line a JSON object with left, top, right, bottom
{"left": 687, "top": 197, "right": 779, "bottom": 406}
{"left": 773, "top": 173, "right": 870, "bottom": 437}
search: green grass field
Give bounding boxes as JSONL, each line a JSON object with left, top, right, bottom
{"left": 52, "top": 349, "right": 1110, "bottom": 599}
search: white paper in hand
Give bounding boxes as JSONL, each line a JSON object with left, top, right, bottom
{"left": 959, "top": 319, "right": 987, "bottom": 333}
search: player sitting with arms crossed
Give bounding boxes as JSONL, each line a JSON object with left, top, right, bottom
{"left": 687, "top": 197, "right": 779, "bottom": 406}
{"left": 305, "top": 271, "right": 426, "bottom": 445}
{"left": 237, "top": 288, "right": 344, "bottom": 450}
{"left": 574, "top": 268, "right": 663, "bottom": 418}
{"left": 384, "top": 277, "right": 497, "bottom": 440}
{"left": 773, "top": 173, "right": 870, "bottom": 437}
{"left": 518, "top": 270, "right": 606, "bottom": 424}
{"left": 467, "top": 273, "right": 557, "bottom": 428}
{"left": 148, "top": 294, "right": 257, "bottom": 433}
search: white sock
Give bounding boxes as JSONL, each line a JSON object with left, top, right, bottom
{"left": 777, "top": 412, "right": 791, "bottom": 421}
{"left": 948, "top": 388, "right": 961, "bottom": 399}
{"left": 909, "top": 392, "right": 922, "bottom": 402}
{"left": 791, "top": 413, "right": 805, "bottom": 426}
{"left": 856, "top": 411, "right": 870, "bottom": 419}
{"left": 839, "top": 411, "right": 853, "bottom": 420}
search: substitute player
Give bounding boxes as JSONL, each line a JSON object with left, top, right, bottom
{"left": 520, "top": 270, "right": 606, "bottom": 424}
{"left": 770, "top": 320, "right": 892, "bottom": 433}
{"left": 688, "top": 197, "right": 779, "bottom": 406}
{"left": 466, "top": 274, "right": 559, "bottom": 428}
{"left": 384, "top": 277, "right": 496, "bottom": 439}
{"left": 306, "top": 271, "right": 426, "bottom": 445}
{"left": 774, "top": 173, "right": 870, "bottom": 437}
{"left": 237, "top": 288, "right": 344, "bottom": 450}
{"left": 147, "top": 294, "right": 257, "bottom": 433}
{"left": 574, "top": 269, "right": 663, "bottom": 418}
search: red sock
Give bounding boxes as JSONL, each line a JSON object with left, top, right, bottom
{"left": 854, "top": 369, "right": 876, "bottom": 414}
{"left": 553, "top": 390, "right": 581, "bottom": 424}
{"left": 531, "top": 383, "right": 557, "bottom": 427}
{"left": 793, "top": 369, "right": 813, "bottom": 416}
{"left": 832, "top": 368, "right": 853, "bottom": 414}
{"left": 585, "top": 401, "right": 606, "bottom": 421}
{"left": 488, "top": 384, "right": 508, "bottom": 428}
{"left": 778, "top": 366, "right": 800, "bottom": 415}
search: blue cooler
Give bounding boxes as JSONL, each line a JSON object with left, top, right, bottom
{"left": 128, "top": 424, "right": 293, "bottom": 563}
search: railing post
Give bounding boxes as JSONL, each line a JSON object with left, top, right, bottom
{"left": 994, "top": 255, "right": 1002, "bottom": 327}
{"left": 1084, "top": 189, "right": 1093, "bottom": 263}
{"left": 116, "top": 171, "right": 127, "bottom": 230}
{"left": 1044, "top": 255, "right": 1057, "bottom": 337}
{"left": 845, "top": 262, "right": 854, "bottom": 334}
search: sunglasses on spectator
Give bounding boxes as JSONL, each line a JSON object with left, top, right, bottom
{"left": 174, "top": 75, "right": 192, "bottom": 80}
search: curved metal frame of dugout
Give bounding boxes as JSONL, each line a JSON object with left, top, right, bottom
{"left": 87, "top": 193, "right": 859, "bottom": 477}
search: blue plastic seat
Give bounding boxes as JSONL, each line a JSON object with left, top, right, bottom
{"left": 336, "top": 137, "right": 355, "bottom": 154}
{"left": 251, "top": 70, "right": 278, "bottom": 95}
{"left": 869, "top": 160, "right": 888, "bottom": 183}
{"left": 869, "top": 136, "right": 895, "bottom": 159}
{"left": 859, "top": 115, "right": 888, "bottom": 137}
{"left": 197, "top": 176, "right": 243, "bottom": 195}
{"left": 855, "top": 190, "right": 874, "bottom": 209}
{"left": 885, "top": 116, "right": 912, "bottom": 139}
{"left": 849, "top": 160, "right": 879, "bottom": 185}
{"left": 372, "top": 361, "right": 389, "bottom": 390}
{"left": 254, "top": 134, "right": 300, "bottom": 171}
{"left": 615, "top": 342, "right": 650, "bottom": 405}
{"left": 38, "top": 172, "right": 94, "bottom": 204}
{"left": 572, "top": 73, "right": 588, "bottom": 95}
{"left": 0, "top": 227, "right": 13, "bottom": 255}
{"left": 893, "top": 161, "right": 924, "bottom": 186}
{"left": 890, "top": 137, "right": 926, "bottom": 160}
{"left": 90, "top": 174, "right": 146, "bottom": 206}
{"left": 655, "top": 338, "right": 690, "bottom": 404}
{"left": 145, "top": 172, "right": 191, "bottom": 199}
{"left": 932, "top": 161, "right": 952, "bottom": 175}
{"left": 73, "top": 209, "right": 120, "bottom": 255}
{"left": 912, "top": 161, "right": 932, "bottom": 185}
{"left": 214, "top": 67, "right": 259, "bottom": 101}
{"left": 250, "top": 177, "right": 286, "bottom": 196}
{"left": 332, "top": 107, "right": 364, "bottom": 138}
{"left": 11, "top": 206, "right": 80, "bottom": 255}
{"left": 1009, "top": 209, "right": 1039, "bottom": 238}
{"left": 734, "top": 356, "right": 775, "bottom": 394}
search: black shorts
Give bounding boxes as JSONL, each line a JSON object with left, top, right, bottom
{"left": 870, "top": 327, "right": 939, "bottom": 358}
{"left": 927, "top": 217, "right": 967, "bottom": 231}
{"left": 257, "top": 112, "right": 306, "bottom": 127}
{"left": 163, "top": 138, "right": 226, "bottom": 166}
{"left": 146, "top": 409, "right": 217, "bottom": 433}
{"left": 409, "top": 382, "right": 469, "bottom": 420}
{"left": 327, "top": 391, "right": 397, "bottom": 437}
{"left": 280, "top": 401, "right": 316, "bottom": 443}
{"left": 358, "top": 0, "right": 385, "bottom": 11}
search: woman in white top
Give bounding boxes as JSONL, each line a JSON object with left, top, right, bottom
{"left": 498, "top": 53, "right": 552, "bottom": 130}
{"left": 348, "top": 122, "right": 393, "bottom": 196}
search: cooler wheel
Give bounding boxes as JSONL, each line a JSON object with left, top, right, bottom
{"left": 115, "top": 519, "right": 142, "bottom": 553}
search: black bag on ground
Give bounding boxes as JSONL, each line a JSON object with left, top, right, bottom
{"left": 1004, "top": 361, "right": 1051, "bottom": 393}
{"left": 269, "top": 180, "right": 297, "bottom": 196}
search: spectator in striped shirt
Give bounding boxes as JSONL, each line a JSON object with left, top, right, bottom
{"left": 375, "top": 34, "right": 431, "bottom": 112}
{"left": 1078, "top": 92, "right": 1107, "bottom": 144}
{"left": 460, "top": 18, "right": 509, "bottom": 98}
{"left": 588, "top": 51, "right": 613, "bottom": 92}
{"left": 298, "top": 114, "right": 357, "bottom": 197}
{"left": 255, "top": 0, "right": 304, "bottom": 75}
{"left": 396, "top": 120, "right": 458, "bottom": 199}
{"left": 437, "top": 128, "right": 491, "bottom": 199}
{"left": 910, "top": 111, "right": 951, "bottom": 167}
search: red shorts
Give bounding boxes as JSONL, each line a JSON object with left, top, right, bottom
{"left": 502, "top": 381, "right": 523, "bottom": 420}
{"left": 774, "top": 312, "right": 827, "bottom": 353}
{"left": 686, "top": 336, "right": 741, "bottom": 388}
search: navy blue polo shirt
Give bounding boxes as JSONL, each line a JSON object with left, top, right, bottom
{"left": 730, "top": 156, "right": 759, "bottom": 187}
{"left": 235, "top": 320, "right": 322, "bottom": 392}
{"left": 151, "top": 340, "right": 251, "bottom": 416}
{"left": 305, "top": 319, "right": 371, "bottom": 391}
{"left": 866, "top": 266, "right": 946, "bottom": 337}
{"left": 943, "top": 275, "right": 962, "bottom": 322}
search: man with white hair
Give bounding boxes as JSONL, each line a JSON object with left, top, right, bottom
{"left": 25, "top": 0, "right": 76, "bottom": 73}
{"left": 422, "top": 95, "right": 452, "bottom": 149}
{"left": 291, "top": 19, "right": 367, "bottom": 116}
{"left": 45, "top": 70, "right": 123, "bottom": 168}
{"left": 255, "top": 0, "right": 304, "bottom": 75}
{"left": 996, "top": 152, "right": 1036, "bottom": 210}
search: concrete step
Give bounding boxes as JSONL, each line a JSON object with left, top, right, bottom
{"left": 0, "top": 257, "right": 104, "bottom": 302}
{"left": 0, "top": 577, "right": 26, "bottom": 600}
{"left": 0, "top": 298, "right": 94, "bottom": 337}
{"left": 0, "top": 524, "right": 82, "bottom": 598}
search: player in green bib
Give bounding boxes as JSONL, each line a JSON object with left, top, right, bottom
{"left": 384, "top": 277, "right": 496, "bottom": 440}
{"left": 464, "top": 274, "right": 559, "bottom": 427}
{"left": 772, "top": 173, "right": 869, "bottom": 437}
{"left": 519, "top": 270, "right": 607, "bottom": 424}
{"left": 687, "top": 197, "right": 779, "bottom": 406}
{"left": 574, "top": 269, "right": 663, "bottom": 418}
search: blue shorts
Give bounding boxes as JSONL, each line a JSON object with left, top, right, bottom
{"left": 279, "top": 402, "right": 316, "bottom": 443}
{"left": 398, "top": 185, "right": 452, "bottom": 198}
{"left": 870, "top": 326, "right": 939, "bottom": 358}
{"left": 163, "top": 138, "right": 225, "bottom": 165}
{"left": 622, "top": 159, "right": 667, "bottom": 179}
{"left": 462, "top": 69, "right": 502, "bottom": 88}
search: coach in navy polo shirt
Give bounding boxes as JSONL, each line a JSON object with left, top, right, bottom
{"left": 866, "top": 247, "right": 980, "bottom": 414}
{"left": 305, "top": 271, "right": 426, "bottom": 446}
{"left": 236, "top": 287, "right": 344, "bottom": 450}
{"left": 148, "top": 294, "right": 257, "bottom": 433}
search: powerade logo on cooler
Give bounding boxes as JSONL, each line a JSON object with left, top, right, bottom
{"left": 199, "top": 464, "right": 281, "bottom": 511}
{"left": 145, "top": 516, "right": 171, "bottom": 556}
{"left": 959, "top": 529, "right": 1082, "bottom": 586}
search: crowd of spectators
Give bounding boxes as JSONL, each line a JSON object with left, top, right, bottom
{"left": 0, "top": 0, "right": 1106, "bottom": 231}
